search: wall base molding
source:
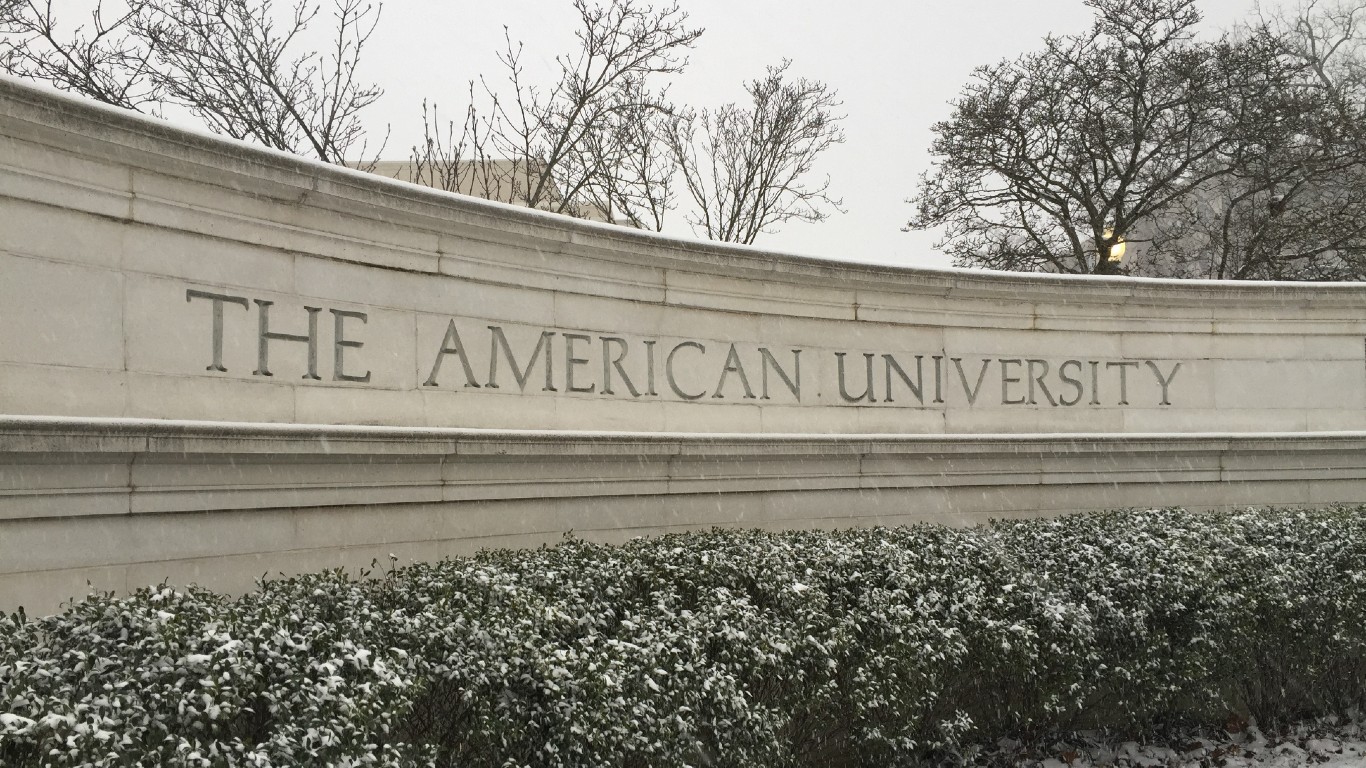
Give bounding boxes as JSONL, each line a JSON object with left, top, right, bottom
{"left": 6, "top": 416, "right": 1366, "bottom": 614}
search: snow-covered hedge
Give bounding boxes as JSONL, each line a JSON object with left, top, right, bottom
{"left": 3, "top": 507, "right": 1365, "bottom": 767}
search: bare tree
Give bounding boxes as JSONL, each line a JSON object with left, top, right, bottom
{"left": 407, "top": 2, "right": 845, "bottom": 242}
{"left": 140, "top": 0, "right": 384, "bottom": 164}
{"left": 409, "top": 94, "right": 501, "bottom": 197}
{"left": 412, "top": 0, "right": 700, "bottom": 225}
{"left": 1, "top": 0, "right": 385, "bottom": 165}
{"left": 0, "top": 1, "right": 160, "bottom": 111}
{"left": 575, "top": 73, "right": 679, "bottom": 230}
{"left": 1143, "top": 0, "right": 1366, "bottom": 279}
{"left": 667, "top": 60, "right": 845, "bottom": 245}
{"left": 907, "top": 0, "right": 1293, "bottom": 275}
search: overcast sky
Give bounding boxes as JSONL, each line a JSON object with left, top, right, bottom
{"left": 358, "top": 0, "right": 1259, "bottom": 269}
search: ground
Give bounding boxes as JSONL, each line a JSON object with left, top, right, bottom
{"left": 984, "top": 714, "right": 1366, "bottom": 767}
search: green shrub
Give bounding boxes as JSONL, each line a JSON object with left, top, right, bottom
{"left": 3, "top": 507, "right": 1365, "bottom": 767}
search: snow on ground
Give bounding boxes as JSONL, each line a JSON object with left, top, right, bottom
{"left": 972, "top": 713, "right": 1366, "bottom": 767}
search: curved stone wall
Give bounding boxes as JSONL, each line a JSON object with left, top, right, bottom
{"left": 4, "top": 75, "right": 1366, "bottom": 612}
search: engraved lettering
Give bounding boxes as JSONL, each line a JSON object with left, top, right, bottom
{"left": 952, "top": 357, "right": 990, "bottom": 405}
{"left": 1106, "top": 361, "right": 1140, "bottom": 405}
{"left": 1146, "top": 360, "right": 1181, "bottom": 406}
{"left": 1000, "top": 358, "right": 1024, "bottom": 404}
{"left": 1027, "top": 359, "right": 1057, "bottom": 406}
{"left": 185, "top": 289, "right": 249, "bottom": 372}
{"left": 932, "top": 355, "right": 945, "bottom": 404}
{"left": 836, "top": 352, "right": 876, "bottom": 403}
{"left": 667, "top": 341, "right": 706, "bottom": 400}
{"left": 177, "top": 285, "right": 1197, "bottom": 414}
{"left": 644, "top": 340, "right": 659, "bottom": 396}
{"left": 330, "top": 309, "right": 370, "bottom": 383}
{"left": 488, "top": 326, "right": 557, "bottom": 392}
{"left": 882, "top": 354, "right": 924, "bottom": 404}
{"left": 1057, "top": 359, "right": 1085, "bottom": 406}
{"left": 564, "top": 333, "right": 596, "bottom": 394}
{"left": 253, "top": 299, "right": 320, "bottom": 379}
{"left": 713, "top": 344, "right": 757, "bottom": 399}
{"left": 600, "top": 337, "right": 640, "bottom": 397}
{"left": 759, "top": 348, "right": 801, "bottom": 401}
{"left": 423, "top": 320, "right": 481, "bottom": 388}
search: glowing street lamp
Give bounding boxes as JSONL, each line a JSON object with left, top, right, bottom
{"left": 1103, "top": 228, "right": 1126, "bottom": 265}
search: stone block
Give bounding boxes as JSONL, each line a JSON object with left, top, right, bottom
{"left": 294, "top": 385, "right": 427, "bottom": 427}
{"left": 660, "top": 401, "right": 763, "bottom": 433}
{"left": 0, "top": 487, "right": 130, "bottom": 522}
{"left": 421, "top": 387, "right": 561, "bottom": 429}
{"left": 130, "top": 171, "right": 441, "bottom": 273}
{"left": 0, "top": 564, "right": 131, "bottom": 616}
{"left": 125, "top": 371, "right": 295, "bottom": 422}
{"left": 0, "top": 253, "right": 124, "bottom": 369}
{"left": 546, "top": 395, "right": 668, "bottom": 433}
{"left": 301, "top": 254, "right": 555, "bottom": 327}
{"left": 0, "top": 363, "right": 128, "bottom": 416}
{"left": 665, "top": 268, "right": 856, "bottom": 321}
{"left": 0, "top": 134, "right": 132, "bottom": 221}
{"left": 1119, "top": 331, "right": 1215, "bottom": 360}
{"left": 551, "top": 292, "right": 668, "bottom": 336}
{"left": 0, "top": 453, "right": 132, "bottom": 520}
{"left": 943, "top": 327, "right": 1123, "bottom": 359}
{"left": 1122, "top": 407, "right": 1307, "bottom": 433}
{"left": 0, "top": 197, "right": 127, "bottom": 269}
{"left": 942, "top": 407, "right": 1127, "bottom": 434}
{"left": 1214, "top": 359, "right": 1362, "bottom": 411}
{"left": 127, "top": 453, "right": 443, "bottom": 513}
{"left": 850, "top": 406, "right": 948, "bottom": 434}
{"left": 1303, "top": 335, "right": 1364, "bottom": 360}
{"left": 1307, "top": 410, "right": 1366, "bottom": 431}
{"left": 439, "top": 235, "right": 666, "bottom": 304}
{"left": 122, "top": 226, "right": 293, "bottom": 290}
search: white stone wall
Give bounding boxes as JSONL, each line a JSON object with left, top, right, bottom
{"left": 4, "top": 76, "right": 1366, "bottom": 613}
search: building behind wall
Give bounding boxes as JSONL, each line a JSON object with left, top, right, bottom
{"left": 367, "top": 159, "right": 618, "bottom": 224}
